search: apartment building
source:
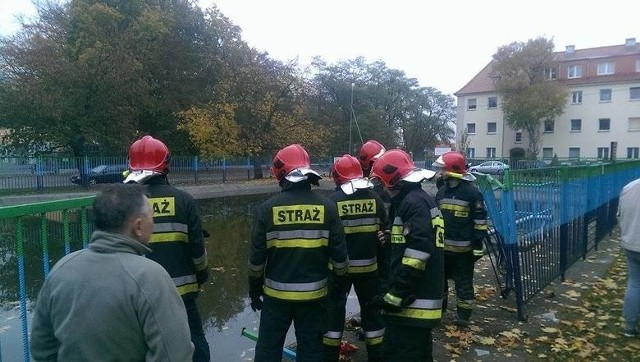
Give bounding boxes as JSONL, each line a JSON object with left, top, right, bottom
{"left": 455, "top": 38, "right": 640, "bottom": 161}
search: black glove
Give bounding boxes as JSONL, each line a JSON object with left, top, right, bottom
{"left": 250, "top": 296, "right": 263, "bottom": 312}
{"left": 196, "top": 269, "right": 209, "bottom": 286}
{"left": 202, "top": 229, "right": 211, "bottom": 238}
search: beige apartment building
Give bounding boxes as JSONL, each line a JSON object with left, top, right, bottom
{"left": 455, "top": 38, "right": 640, "bottom": 162}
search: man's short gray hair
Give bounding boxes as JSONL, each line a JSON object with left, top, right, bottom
{"left": 93, "top": 184, "right": 149, "bottom": 233}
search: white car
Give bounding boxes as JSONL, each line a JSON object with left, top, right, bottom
{"left": 469, "top": 161, "right": 510, "bottom": 175}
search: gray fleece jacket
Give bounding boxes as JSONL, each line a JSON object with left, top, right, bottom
{"left": 30, "top": 230, "right": 194, "bottom": 361}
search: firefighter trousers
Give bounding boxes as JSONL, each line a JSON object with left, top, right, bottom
{"left": 382, "top": 323, "right": 433, "bottom": 362}
{"left": 255, "top": 297, "right": 327, "bottom": 362}
{"left": 183, "top": 296, "right": 211, "bottom": 362}
{"left": 443, "top": 252, "right": 475, "bottom": 321}
{"left": 323, "top": 276, "right": 384, "bottom": 362}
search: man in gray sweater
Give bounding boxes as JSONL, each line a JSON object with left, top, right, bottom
{"left": 619, "top": 178, "right": 640, "bottom": 338}
{"left": 30, "top": 184, "right": 194, "bottom": 361}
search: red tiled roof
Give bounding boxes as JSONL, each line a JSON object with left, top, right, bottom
{"left": 455, "top": 40, "right": 640, "bottom": 96}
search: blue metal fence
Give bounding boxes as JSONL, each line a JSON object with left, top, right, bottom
{"left": 475, "top": 160, "right": 640, "bottom": 320}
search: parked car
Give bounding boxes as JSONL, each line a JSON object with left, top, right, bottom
{"left": 469, "top": 161, "right": 510, "bottom": 175}
{"left": 70, "top": 165, "right": 127, "bottom": 185}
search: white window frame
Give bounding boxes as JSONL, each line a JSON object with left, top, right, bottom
{"left": 545, "top": 67, "right": 557, "bottom": 80}
{"left": 467, "top": 148, "right": 475, "bottom": 158}
{"left": 597, "top": 147, "right": 610, "bottom": 159}
{"left": 570, "top": 119, "right": 582, "bottom": 132}
{"left": 571, "top": 91, "right": 583, "bottom": 104}
{"left": 600, "top": 89, "right": 612, "bottom": 102}
{"left": 569, "top": 147, "right": 580, "bottom": 159}
{"left": 486, "top": 147, "right": 496, "bottom": 158}
{"left": 636, "top": 59, "right": 640, "bottom": 72}
{"left": 628, "top": 147, "right": 639, "bottom": 159}
{"left": 598, "top": 118, "right": 611, "bottom": 131}
{"left": 631, "top": 87, "right": 640, "bottom": 100}
{"left": 488, "top": 97, "right": 498, "bottom": 109}
{"left": 515, "top": 131, "right": 522, "bottom": 144}
{"left": 467, "top": 98, "right": 477, "bottom": 111}
{"left": 629, "top": 117, "right": 640, "bottom": 131}
{"left": 568, "top": 65, "right": 583, "bottom": 79}
{"left": 597, "top": 62, "right": 615, "bottom": 75}
{"left": 543, "top": 119, "right": 554, "bottom": 133}
{"left": 542, "top": 147, "right": 553, "bottom": 159}
{"left": 487, "top": 122, "right": 497, "bottom": 134}
{"left": 466, "top": 123, "right": 476, "bottom": 134}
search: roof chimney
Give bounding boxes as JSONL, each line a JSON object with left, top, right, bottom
{"left": 565, "top": 45, "right": 575, "bottom": 55}
{"left": 625, "top": 38, "right": 636, "bottom": 47}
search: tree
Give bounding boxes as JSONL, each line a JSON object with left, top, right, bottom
{"left": 490, "top": 37, "right": 568, "bottom": 158}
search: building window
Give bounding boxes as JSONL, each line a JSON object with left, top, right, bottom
{"left": 487, "top": 122, "right": 497, "bottom": 134}
{"left": 466, "top": 123, "right": 476, "bottom": 134}
{"left": 631, "top": 87, "right": 640, "bottom": 100}
{"left": 571, "top": 91, "right": 582, "bottom": 104}
{"left": 636, "top": 59, "right": 640, "bottom": 72}
{"left": 467, "top": 148, "right": 475, "bottom": 158}
{"left": 570, "top": 119, "right": 582, "bottom": 131}
{"left": 488, "top": 97, "right": 498, "bottom": 109}
{"left": 543, "top": 119, "right": 554, "bottom": 133}
{"left": 569, "top": 147, "right": 580, "bottom": 159}
{"left": 628, "top": 147, "right": 640, "bottom": 159}
{"left": 542, "top": 148, "right": 553, "bottom": 159}
{"left": 515, "top": 131, "right": 522, "bottom": 143}
{"left": 629, "top": 117, "right": 640, "bottom": 131}
{"left": 467, "top": 99, "right": 477, "bottom": 110}
{"left": 597, "top": 147, "right": 610, "bottom": 159}
{"left": 568, "top": 65, "right": 583, "bottom": 79}
{"left": 598, "top": 118, "right": 610, "bottom": 131}
{"left": 597, "top": 62, "right": 615, "bottom": 75}
{"left": 486, "top": 148, "right": 496, "bottom": 158}
{"left": 545, "top": 67, "right": 557, "bottom": 80}
{"left": 600, "top": 89, "right": 612, "bottom": 102}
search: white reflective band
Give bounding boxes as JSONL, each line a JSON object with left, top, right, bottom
{"left": 349, "top": 257, "right": 377, "bottom": 266}
{"left": 364, "top": 328, "right": 385, "bottom": 338}
{"left": 264, "top": 278, "right": 327, "bottom": 291}
{"left": 404, "top": 248, "right": 430, "bottom": 261}
{"left": 442, "top": 198, "right": 469, "bottom": 207}
{"left": 341, "top": 218, "right": 379, "bottom": 227}
{"left": 172, "top": 274, "right": 197, "bottom": 286}
{"left": 266, "top": 230, "right": 330, "bottom": 240}
{"left": 153, "top": 222, "right": 188, "bottom": 233}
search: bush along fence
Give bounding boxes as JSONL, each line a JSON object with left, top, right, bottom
{"left": 474, "top": 160, "right": 640, "bottom": 321}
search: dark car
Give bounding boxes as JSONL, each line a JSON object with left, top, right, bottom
{"left": 70, "top": 165, "right": 127, "bottom": 185}
{"left": 469, "top": 161, "right": 510, "bottom": 175}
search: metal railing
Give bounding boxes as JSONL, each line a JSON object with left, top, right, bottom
{"left": 475, "top": 160, "right": 640, "bottom": 320}
{"left": 0, "top": 197, "right": 95, "bottom": 361}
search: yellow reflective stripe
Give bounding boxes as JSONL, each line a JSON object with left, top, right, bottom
{"left": 432, "top": 215, "right": 444, "bottom": 229}
{"left": 402, "top": 257, "right": 426, "bottom": 270}
{"left": 445, "top": 245, "right": 473, "bottom": 253}
{"left": 365, "top": 336, "right": 383, "bottom": 345}
{"left": 149, "top": 232, "right": 189, "bottom": 243}
{"left": 344, "top": 225, "right": 378, "bottom": 234}
{"left": 349, "top": 264, "right": 378, "bottom": 273}
{"left": 176, "top": 283, "right": 199, "bottom": 296}
{"left": 474, "top": 224, "right": 488, "bottom": 230}
{"left": 267, "top": 238, "right": 328, "bottom": 248}
{"left": 386, "top": 308, "right": 442, "bottom": 320}
{"left": 264, "top": 285, "right": 327, "bottom": 301}
{"left": 323, "top": 337, "right": 342, "bottom": 346}
{"left": 439, "top": 204, "right": 469, "bottom": 212}
{"left": 384, "top": 293, "right": 402, "bottom": 306}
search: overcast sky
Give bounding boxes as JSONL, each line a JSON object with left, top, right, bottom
{"left": 2, "top": 0, "right": 637, "bottom": 96}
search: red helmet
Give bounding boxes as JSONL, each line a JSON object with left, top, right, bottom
{"left": 272, "top": 144, "right": 320, "bottom": 182}
{"left": 371, "top": 149, "right": 435, "bottom": 189}
{"left": 128, "top": 136, "right": 170, "bottom": 174}
{"left": 331, "top": 154, "right": 364, "bottom": 186}
{"left": 358, "top": 140, "right": 386, "bottom": 176}
{"left": 433, "top": 151, "right": 467, "bottom": 178}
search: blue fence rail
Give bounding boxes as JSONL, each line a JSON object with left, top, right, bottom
{"left": 475, "top": 160, "right": 640, "bottom": 320}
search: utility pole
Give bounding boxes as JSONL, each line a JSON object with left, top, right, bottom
{"left": 349, "top": 82, "right": 354, "bottom": 154}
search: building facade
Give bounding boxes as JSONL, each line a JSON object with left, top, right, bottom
{"left": 455, "top": 38, "right": 640, "bottom": 162}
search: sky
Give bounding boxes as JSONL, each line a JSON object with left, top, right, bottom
{"left": 2, "top": 0, "right": 638, "bottom": 96}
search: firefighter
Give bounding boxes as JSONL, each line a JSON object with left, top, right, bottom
{"left": 248, "top": 144, "right": 349, "bottom": 362}
{"left": 433, "top": 151, "right": 488, "bottom": 327}
{"left": 368, "top": 149, "right": 445, "bottom": 362}
{"left": 124, "top": 135, "right": 210, "bottom": 361}
{"left": 323, "top": 154, "right": 388, "bottom": 362}
{"left": 358, "top": 140, "right": 391, "bottom": 215}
